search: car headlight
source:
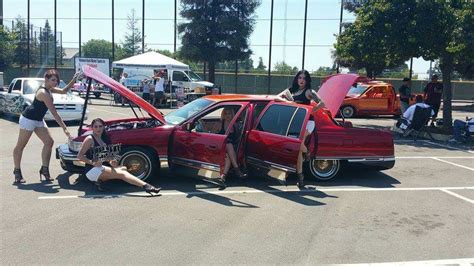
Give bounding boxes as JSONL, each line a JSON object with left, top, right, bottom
{"left": 68, "top": 139, "right": 82, "bottom": 152}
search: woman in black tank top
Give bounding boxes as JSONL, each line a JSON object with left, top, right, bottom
{"left": 77, "top": 118, "right": 161, "bottom": 195}
{"left": 13, "top": 69, "right": 79, "bottom": 184}
{"left": 276, "top": 70, "right": 326, "bottom": 188}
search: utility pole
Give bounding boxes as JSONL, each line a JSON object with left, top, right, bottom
{"left": 267, "top": 0, "right": 274, "bottom": 94}
{"left": 337, "top": 0, "right": 344, "bottom": 73}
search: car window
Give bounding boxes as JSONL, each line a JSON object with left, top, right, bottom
{"left": 252, "top": 102, "right": 268, "bottom": 125}
{"left": 287, "top": 108, "right": 307, "bottom": 138}
{"left": 256, "top": 104, "right": 297, "bottom": 136}
{"left": 194, "top": 105, "right": 241, "bottom": 134}
{"left": 23, "top": 80, "right": 44, "bottom": 94}
{"left": 165, "top": 98, "right": 213, "bottom": 125}
{"left": 8, "top": 80, "right": 15, "bottom": 92}
{"left": 13, "top": 80, "right": 22, "bottom": 91}
{"left": 173, "top": 71, "right": 187, "bottom": 82}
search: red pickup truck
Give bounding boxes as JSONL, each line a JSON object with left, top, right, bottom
{"left": 340, "top": 81, "right": 417, "bottom": 118}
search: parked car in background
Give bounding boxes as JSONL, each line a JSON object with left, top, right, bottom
{"left": 72, "top": 81, "right": 104, "bottom": 98}
{"left": 0, "top": 78, "right": 87, "bottom": 121}
{"left": 57, "top": 66, "right": 395, "bottom": 183}
{"left": 340, "top": 80, "right": 419, "bottom": 118}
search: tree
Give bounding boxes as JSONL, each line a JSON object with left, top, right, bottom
{"left": 178, "top": 0, "right": 260, "bottom": 83}
{"left": 82, "top": 39, "right": 125, "bottom": 60}
{"left": 256, "top": 57, "right": 266, "bottom": 72}
{"left": 336, "top": 1, "right": 474, "bottom": 129}
{"left": 334, "top": 2, "right": 407, "bottom": 78}
{"left": 273, "top": 61, "right": 297, "bottom": 75}
{"left": 0, "top": 26, "right": 16, "bottom": 71}
{"left": 39, "top": 20, "right": 63, "bottom": 66}
{"left": 312, "top": 66, "right": 335, "bottom": 77}
{"left": 12, "top": 17, "right": 30, "bottom": 67}
{"left": 122, "top": 9, "right": 143, "bottom": 57}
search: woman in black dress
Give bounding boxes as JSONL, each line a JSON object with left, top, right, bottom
{"left": 276, "top": 70, "right": 325, "bottom": 187}
{"left": 216, "top": 107, "right": 246, "bottom": 187}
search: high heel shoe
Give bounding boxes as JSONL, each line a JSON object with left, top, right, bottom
{"left": 296, "top": 173, "right": 305, "bottom": 188}
{"left": 234, "top": 167, "right": 247, "bottom": 179}
{"left": 217, "top": 174, "right": 227, "bottom": 189}
{"left": 143, "top": 184, "right": 161, "bottom": 195}
{"left": 13, "top": 168, "right": 26, "bottom": 184}
{"left": 39, "top": 166, "right": 53, "bottom": 182}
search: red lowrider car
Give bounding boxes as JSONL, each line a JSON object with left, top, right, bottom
{"left": 57, "top": 66, "right": 395, "bottom": 183}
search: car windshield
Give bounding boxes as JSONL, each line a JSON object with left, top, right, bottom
{"left": 23, "top": 80, "right": 45, "bottom": 94}
{"left": 165, "top": 98, "right": 213, "bottom": 125}
{"left": 185, "top": 70, "right": 202, "bottom": 82}
{"left": 347, "top": 84, "right": 369, "bottom": 96}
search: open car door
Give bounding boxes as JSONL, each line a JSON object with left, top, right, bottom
{"left": 246, "top": 102, "right": 308, "bottom": 184}
{"left": 169, "top": 102, "right": 249, "bottom": 184}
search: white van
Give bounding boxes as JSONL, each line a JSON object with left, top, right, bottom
{"left": 122, "top": 67, "right": 217, "bottom": 102}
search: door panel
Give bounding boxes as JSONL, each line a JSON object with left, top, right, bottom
{"left": 170, "top": 103, "right": 248, "bottom": 181}
{"left": 246, "top": 103, "right": 304, "bottom": 183}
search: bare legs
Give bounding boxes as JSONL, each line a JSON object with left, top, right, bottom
{"left": 34, "top": 127, "right": 54, "bottom": 167}
{"left": 13, "top": 129, "right": 34, "bottom": 169}
{"left": 296, "top": 130, "right": 311, "bottom": 175}
{"left": 223, "top": 143, "right": 239, "bottom": 175}
{"left": 99, "top": 166, "right": 147, "bottom": 187}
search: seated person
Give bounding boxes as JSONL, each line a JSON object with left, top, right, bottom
{"left": 402, "top": 95, "right": 434, "bottom": 126}
{"left": 77, "top": 118, "right": 161, "bottom": 195}
{"left": 216, "top": 107, "right": 246, "bottom": 187}
{"left": 450, "top": 117, "right": 474, "bottom": 142}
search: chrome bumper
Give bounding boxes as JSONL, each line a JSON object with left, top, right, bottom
{"left": 56, "top": 144, "right": 85, "bottom": 172}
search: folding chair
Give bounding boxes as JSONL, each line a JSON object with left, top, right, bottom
{"left": 408, "top": 106, "right": 434, "bottom": 141}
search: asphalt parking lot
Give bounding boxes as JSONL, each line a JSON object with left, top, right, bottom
{"left": 1, "top": 96, "right": 473, "bottom": 264}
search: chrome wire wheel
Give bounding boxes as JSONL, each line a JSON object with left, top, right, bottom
{"left": 120, "top": 150, "right": 152, "bottom": 180}
{"left": 308, "top": 159, "right": 340, "bottom": 181}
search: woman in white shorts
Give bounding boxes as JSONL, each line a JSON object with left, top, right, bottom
{"left": 77, "top": 118, "right": 161, "bottom": 195}
{"left": 277, "top": 70, "right": 325, "bottom": 187}
{"left": 13, "top": 69, "right": 78, "bottom": 184}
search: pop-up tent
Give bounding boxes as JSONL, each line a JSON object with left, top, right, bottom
{"left": 112, "top": 51, "right": 189, "bottom": 70}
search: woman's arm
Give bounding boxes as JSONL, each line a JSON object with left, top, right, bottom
{"left": 307, "top": 89, "right": 326, "bottom": 112}
{"left": 50, "top": 72, "right": 79, "bottom": 94}
{"left": 275, "top": 89, "right": 292, "bottom": 102}
{"left": 78, "top": 137, "right": 93, "bottom": 163}
{"left": 37, "top": 91, "right": 71, "bottom": 138}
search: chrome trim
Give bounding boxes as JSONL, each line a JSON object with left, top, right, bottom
{"left": 247, "top": 156, "right": 296, "bottom": 173}
{"left": 171, "top": 157, "right": 220, "bottom": 172}
{"left": 57, "top": 144, "right": 79, "bottom": 161}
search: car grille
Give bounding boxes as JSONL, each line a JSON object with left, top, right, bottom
{"left": 54, "top": 104, "right": 79, "bottom": 110}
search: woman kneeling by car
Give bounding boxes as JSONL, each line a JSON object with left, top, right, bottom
{"left": 77, "top": 118, "right": 161, "bottom": 195}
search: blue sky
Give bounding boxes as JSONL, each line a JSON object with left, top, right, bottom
{"left": 3, "top": 0, "right": 430, "bottom": 75}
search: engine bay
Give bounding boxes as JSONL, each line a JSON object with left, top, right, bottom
{"left": 106, "top": 119, "right": 161, "bottom": 131}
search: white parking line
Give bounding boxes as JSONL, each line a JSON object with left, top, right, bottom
{"left": 397, "top": 156, "right": 474, "bottom": 159}
{"left": 431, "top": 157, "right": 474, "bottom": 171}
{"left": 440, "top": 189, "right": 474, "bottom": 204}
{"left": 38, "top": 186, "right": 474, "bottom": 200}
{"left": 339, "top": 257, "right": 474, "bottom": 265}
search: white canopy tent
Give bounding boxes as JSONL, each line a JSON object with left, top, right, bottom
{"left": 112, "top": 51, "right": 189, "bottom": 70}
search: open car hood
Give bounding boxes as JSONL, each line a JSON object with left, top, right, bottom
{"left": 82, "top": 66, "right": 165, "bottom": 124}
{"left": 318, "top": 74, "right": 364, "bottom": 117}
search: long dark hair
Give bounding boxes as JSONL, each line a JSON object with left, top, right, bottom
{"left": 290, "top": 69, "right": 312, "bottom": 93}
{"left": 90, "top": 118, "right": 111, "bottom": 144}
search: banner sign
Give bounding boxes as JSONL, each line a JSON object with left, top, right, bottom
{"left": 75, "top": 57, "right": 110, "bottom": 76}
